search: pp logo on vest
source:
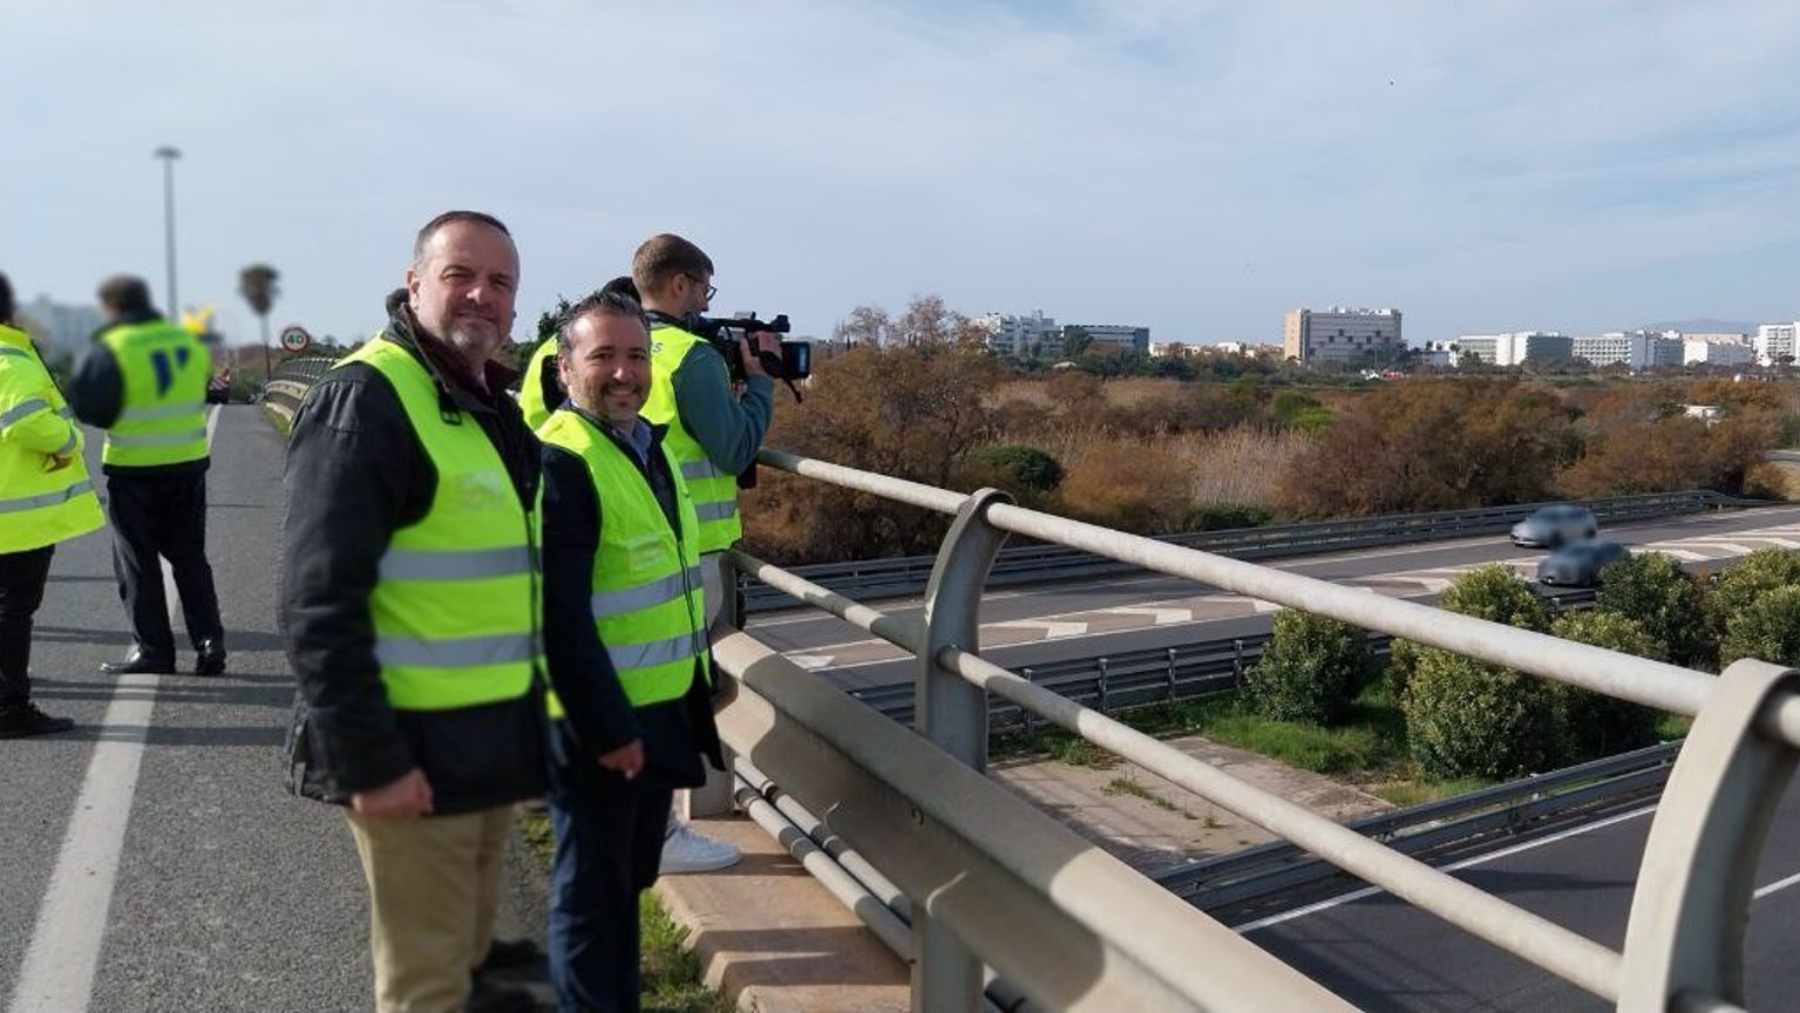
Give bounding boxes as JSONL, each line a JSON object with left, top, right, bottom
{"left": 151, "top": 347, "right": 193, "bottom": 397}
{"left": 448, "top": 470, "right": 510, "bottom": 512}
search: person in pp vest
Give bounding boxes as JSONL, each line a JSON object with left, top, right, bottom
{"left": 281, "top": 211, "right": 547, "bottom": 1013}
{"left": 537, "top": 287, "right": 725, "bottom": 1011}
{"left": 68, "top": 274, "right": 225, "bottom": 676}
{"left": 0, "top": 271, "right": 104, "bottom": 738}
{"left": 632, "top": 233, "right": 775, "bottom": 874}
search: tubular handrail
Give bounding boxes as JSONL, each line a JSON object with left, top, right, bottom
{"left": 727, "top": 443, "right": 1798, "bottom": 1010}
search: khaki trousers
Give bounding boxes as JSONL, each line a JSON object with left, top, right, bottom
{"left": 346, "top": 805, "right": 514, "bottom": 1013}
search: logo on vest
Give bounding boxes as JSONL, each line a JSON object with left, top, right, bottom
{"left": 448, "top": 470, "right": 510, "bottom": 511}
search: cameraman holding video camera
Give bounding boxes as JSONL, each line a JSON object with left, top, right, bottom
{"left": 630, "top": 233, "right": 773, "bottom": 872}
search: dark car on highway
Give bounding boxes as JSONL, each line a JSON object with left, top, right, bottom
{"left": 1510, "top": 505, "right": 1598, "bottom": 548}
{"left": 1536, "top": 541, "right": 1630, "bottom": 587}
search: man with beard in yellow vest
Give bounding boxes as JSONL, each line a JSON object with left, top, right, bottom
{"left": 0, "top": 271, "right": 104, "bottom": 738}
{"left": 537, "top": 286, "right": 725, "bottom": 1010}
{"left": 281, "top": 211, "right": 547, "bottom": 1013}
{"left": 632, "top": 233, "right": 776, "bottom": 873}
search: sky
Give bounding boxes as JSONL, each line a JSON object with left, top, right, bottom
{"left": 4, "top": 1, "right": 1800, "bottom": 348}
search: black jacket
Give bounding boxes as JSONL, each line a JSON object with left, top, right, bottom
{"left": 70, "top": 308, "right": 209, "bottom": 478}
{"left": 282, "top": 292, "right": 547, "bottom": 813}
{"left": 540, "top": 406, "right": 724, "bottom": 789}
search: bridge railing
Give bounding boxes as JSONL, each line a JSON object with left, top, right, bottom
{"left": 707, "top": 445, "right": 1798, "bottom": 1012}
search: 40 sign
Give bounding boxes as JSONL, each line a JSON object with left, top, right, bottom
{"left": 277, "top": 325, "right": 312, "bottom": 354}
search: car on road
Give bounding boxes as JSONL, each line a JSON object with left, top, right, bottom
{"left": 1510, "top": 505, "right": 1598, "bottom": 548}
{"left": 1536, "top": 540, "right": 1630, "bottom": 587}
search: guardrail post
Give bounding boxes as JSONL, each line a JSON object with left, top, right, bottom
{"left": 914, "top": 487, "right": 1011, "bottom": 1013}
{"left": 1166, "top": 648, "right": 1178, "bottom": 703}
{"left": 1097, "top": 658, "right": 1111, "bottom": 714}
{"left": 1618, "top": 659, "right": 1799, "bottom": 1010}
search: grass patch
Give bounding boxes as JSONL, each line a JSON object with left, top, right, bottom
{"left": 994, "top": 677, "right": 1501, "bottom": 806}
{"left": 515, "top": 809, "right": 730, "bottom": 1012}
{"left": 1656, "top": 712, "right": 1694, "bottom": 740}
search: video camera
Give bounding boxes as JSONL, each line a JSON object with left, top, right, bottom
{"left": 687, "top": 313, "right": 812, "bottom": 403}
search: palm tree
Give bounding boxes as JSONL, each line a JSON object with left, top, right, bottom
{"left": 237, "top": 263, "right": 280, "bottom": 380}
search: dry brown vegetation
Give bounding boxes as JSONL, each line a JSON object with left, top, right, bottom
{"left": 738, "top": 305, "right": 1800, "bottom": 564}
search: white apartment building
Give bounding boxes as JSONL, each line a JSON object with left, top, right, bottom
{"left": 973, "top": 310, "right": 1061, "bottom": 359}
{"left": 1684, "top": 338, "right": 1757, "bottom": 367}
{"left": 1571, "top": 331, "right": 1682, "bottom": 370}
{"left": 1755, "top": 323, "right": 1798, "bottom": 366}
{"left": 1452, "top": 331, "right": 1574, "bottom": 367}
{"left": 1283, "top": 307, "right": 1403, "bottom": 364}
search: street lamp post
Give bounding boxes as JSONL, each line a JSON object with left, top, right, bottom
{"left": 153, "top": 146, "right": 181, "bottom": 317}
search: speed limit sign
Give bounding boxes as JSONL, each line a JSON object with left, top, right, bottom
{"left": 278, "top": 325, "right": 312, "bottom": 354}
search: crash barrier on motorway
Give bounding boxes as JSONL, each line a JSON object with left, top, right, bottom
{"left": 708, "top": 445, "right": 1797, "bottom": 1012}
{"left": 741, "top": 489, "right": 1763, "bottom": 612}
{"left": 848, "top": 587, "right": 1601, "bottom": 729}
{"left": 259, "top": 355, "right": 340, "bottom": 430}
{"left": 264, "top": 364, "right": 1792, "bottom": 1010}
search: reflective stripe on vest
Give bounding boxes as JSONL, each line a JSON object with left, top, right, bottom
{"left": 0, "top": 479, "right": 95, "bottom": 514}
{"left": 0, "top": 325, "right": 104, "bottom": 552}
{"left": 536, "top": 408, "right": 707, "bottom": 717}
{"left": 340, "top": 337, "right": 542, "bottom": 712}
{"left": 99, "top": 320, "right": 210, "bottom": 468}
{"left": 642, "top": 323, "right": 742, "bottom": 553}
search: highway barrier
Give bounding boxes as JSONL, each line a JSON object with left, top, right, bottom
{"left": 740, "top": 489, "right": 1766, "bottom": 612}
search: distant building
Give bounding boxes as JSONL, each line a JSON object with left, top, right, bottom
{"left": 1684, "top": 338, "right": 1756, "bottom": 367}
{"left": 973, "top": 310, "right": 1061, "bottom": 359}
{"left": 1571, "top": 330, "right": 1682, "bottom": 370}
{"left": 18, "top": 294, "right": 103, "bottom": 355}
{"left": 1283, "top": 307, "right": 1402, "bottom": 364}
{"left": 1067, "top": 323, "right": 1150, "bottom": 356}
{"left": 1150, "top": 341, "right": 1197, "bottom": 358}
{"left": 1452, "top": 331, "right": 1573, "bottom": 367}
{"left": 1680, "top": 331, "right": 1751, "bottom": 346}
{"left": 1755, "top": 322, "right": 1798, "bottom": 366}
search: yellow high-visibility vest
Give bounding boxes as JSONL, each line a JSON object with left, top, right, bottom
{"left": 537, "top": 407, "right": 707, "bottom": 717}
{"left": 642, "top": 323, "right": 741, "bottom": 553}
{"left": 98, "top": 320, "right": 210, "bottom": 468}
{"left": 0, "top": 325, "right": 102, "bottom": 552}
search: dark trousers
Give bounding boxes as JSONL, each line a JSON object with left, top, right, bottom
{"left": 547, "top": 751, "right": 674, "bottom": 1013}
{"left": 106, "top": 472, "right": 223, "bottom": 658}
{"left": 0, "top": 545, "right": 55, "bottom": 708}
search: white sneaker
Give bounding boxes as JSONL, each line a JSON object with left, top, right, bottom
{"left": 660, "top": 820, "right": 741, "bottom": 874}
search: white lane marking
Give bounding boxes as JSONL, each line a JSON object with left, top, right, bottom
{"left": 1235, "top": 804, "right": 1660, "bottom": 935}
{"left": 1110, "top": 606, "right": 1195, "bottom": 625}
{"left": 8, "top": 406, "right": 224, "bottom": 1013}
{"left": 8, "top": 675, "right": 161, "bottom": 1013}
{"left": 992, "top": 619, "right": 1089, "bottom": 639}
{"left": 789, "top": 654, "right": 835, "bottom": 671}
{"left": 1754, "top": 871, "right": 1800, "bottom": 900}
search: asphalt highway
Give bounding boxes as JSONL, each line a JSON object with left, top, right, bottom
{"left": 1, "top": 407, "right": 541, "bottom": 1013}
{"left": 1243, "top": 781, "right": 1800, "bottom": 1011}
{"left": 754, "top": 503, "right": 1800, "bottom": 691}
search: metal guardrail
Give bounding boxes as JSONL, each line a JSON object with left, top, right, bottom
{"left": 260, "top": 355, "right": 339, "bottom": 429}
{"left": 708, "top": 445, "right": 1797, "bottom": 1011}
{"left": 849, "top": 587, "right": 1600, "bottom": 729}
{"left": 742, "top": 489, "right": 1760, "bottom": 611}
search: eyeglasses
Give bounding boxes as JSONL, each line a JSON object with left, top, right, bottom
{"left": 685, "top": 274, "right": 717, "bottom": 301}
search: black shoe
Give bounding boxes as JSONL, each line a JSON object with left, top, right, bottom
{"left": 475, "top": 937, "right": 544, "bottom": 975}
{"left": 466, "top": 976, "right": 544, "bottom": 1013}
{"left": 0, "top": 703, "right": 75, "bottom": 739}
{"left": 194, "top": 639, "right": 227, "bottom": 677}
{"left": 100, "top": 648, "right": 176, "bottom": 675}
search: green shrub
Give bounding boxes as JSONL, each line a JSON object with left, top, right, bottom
{"left": 1706, "top": 549, "right": 1800, "bottom": 645}
{"left": 1246, "top": 610, "right": 1372, "bottom": 724}
{"left": 1403, "top": 650, "right": 1561, "bottom": 779}
{"left": 1398, "top": 565, "right": 1562, "bottom": 778}
{"left": 1593, "top": 551, "right": 1710, "bottom": 668}
{"left": 969, "top": 444, "right": 1064, "bottom": 493}
{"left": 1182, "top": 503, "right": 1274, "bottom": 532}
{"left": 1549, "top": 611, "right": 1665, "bottom": 759}
{"left": 1721, "top": 584, "right": 1800, "bottom": 669}
{"left": 1437, "top": 564, "right": 1551, "bottom": 630}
